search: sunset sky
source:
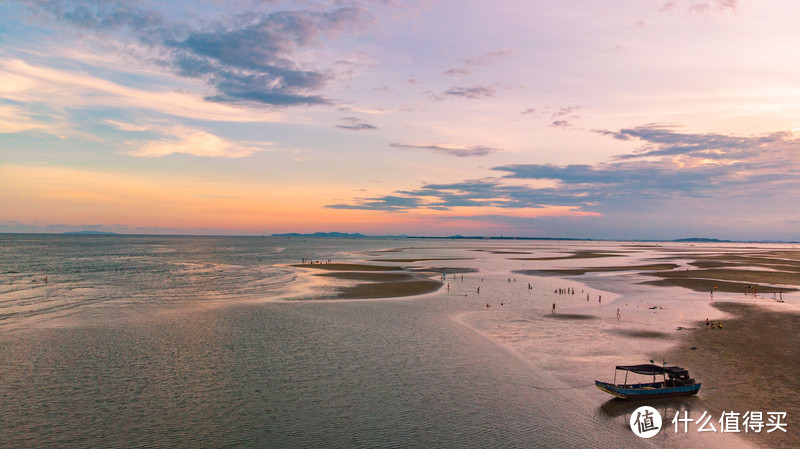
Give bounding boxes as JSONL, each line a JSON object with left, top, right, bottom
{"left": 2, "top": 0, "right": 800, "bottom": 240}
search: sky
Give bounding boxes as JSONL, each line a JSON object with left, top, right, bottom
{"left": 2, "top": 0, "right": 800, "bottom": 240}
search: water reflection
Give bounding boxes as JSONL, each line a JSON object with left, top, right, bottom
{"left": 597, "top": 396, "right": 701, "bottom": 421}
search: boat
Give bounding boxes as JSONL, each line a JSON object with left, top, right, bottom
{"left": 595, "top": 363, "right": 701, "bottom": 400}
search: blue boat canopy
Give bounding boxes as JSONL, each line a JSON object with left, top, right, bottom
{"left": 615, "top": 364, "right": 689, "bottom": 377}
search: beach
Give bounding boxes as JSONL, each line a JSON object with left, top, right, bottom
{"left": 2, "top": 236, "right": 799, "bottom": 447}
{"left": 285, "top": 241, "right": 800, "bottom": 447}
{"left": 666, "top": 302, "right": 799, "bottom": 448}
{"left": 445, "top": 242, "right": 800, "bottom": 448}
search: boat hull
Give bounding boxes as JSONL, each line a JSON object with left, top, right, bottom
{"left": 595, "top": 380, "right": 701, "bottom": 400}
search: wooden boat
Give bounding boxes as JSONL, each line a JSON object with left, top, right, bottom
{"left": 595, "top": 364, "right": 701, "bottom": 400}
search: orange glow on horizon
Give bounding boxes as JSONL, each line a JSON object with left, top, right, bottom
{"left": 1, "top": 165, "right": 379, "bottom": 231}
{"left": 2, "top": 164, "right": 596, "bottom": 234}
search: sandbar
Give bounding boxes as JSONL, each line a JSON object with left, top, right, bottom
{"left": 292, "top": 263, "right": 402, "bottom": 271}
{"left": 315, "top": 272, "right": 414, "bottom": 282}
{"left": 514, "top": 263, "right": 679, "bottom": 276}
{"left": 370, "top": 257, "right": 475, "bottom": 262}
{"left": 542, "top": 313, "right": 598, "bottom": 320}
{"left": 641, "top": 278, "right": 794, "bottom": 293}
{"left": 510, "top": 251, "right": 626, "bottom": 261}
{"left": 666, "top": 302, "right": 799, "bottom": 447}
{"left": 294, "top": 262, "right": 443, "bottom": 300}
{"left": 336, "top": 280, "right": 442, "bottom": 299}
{"left": 641, "top": 268, "right": 798, "bottom": 293}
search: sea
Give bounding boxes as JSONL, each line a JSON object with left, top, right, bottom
{"left": 0, "top": 234, "right": 731, "bottom": 447}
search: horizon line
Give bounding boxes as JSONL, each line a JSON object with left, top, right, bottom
{"left": 2, "top": 231, "right": 798, "bottom": 245}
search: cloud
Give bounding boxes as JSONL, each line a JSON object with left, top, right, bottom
{"left": 327, "top": 195, "right": 423, "bottom": 211}
{"left": 443, "top": 68, "right": 471, "bottom": 77}
{"left": 443, "top": 50, "right": 509, "bottom": 77}
{"left": 336, "top": 116, "right": 377, "bottom": 130}
{"left": 442, "top": 85, "right": 496, "bottom": 99}
{"left": 660, "top": 0, "right": 738, "bottom": 14}
{"left": 24, "top": 1, "right": 371, "bottom": 107}
{"left": 0, "top": 58, "right": 284, "bottom": 123}
{"left": 521, "top": 105, "right": 581, "bottom": 123}
{"left": 550, "top": 120, "right": 570, "bottom": 127}
{"left": 105, "top": 119, "right": 148, "bottom": 131}
{"left": 330, "top": 125, "right": 800, "bottom": 221}
{"left": 0, "top": 102, "right": 47, "bottom": 133}
{"left": 390, "top": 143, "right": 499, "bottom": 157}
{"left": 553, "top": 106, "right": 581, "bottom": 118}
{"left": 597, "top": 124, "right": 792, "bottom": 161}
{"left": 497, "top": 125, "right": 800, "bottom": 202}
{"left": 129, "top": 127, "right": 270, "bottom": 158}
{"left": 326, "top": 177, "right": 596, "bottom": 213}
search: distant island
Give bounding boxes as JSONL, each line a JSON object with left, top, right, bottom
{"left": 271, "top": 232, "right": 407, "bottom": 238}
{"left": 49, "top": 231, "right": 791, "bottom": 243}
{"left": 672, "top": 237, "right": 731, "bottom": 243}
{"left": 271, "top": 232, "right": 592, "bottom": 240}
{"left": 270, "top": 233, "right": 748, "bottom": 243}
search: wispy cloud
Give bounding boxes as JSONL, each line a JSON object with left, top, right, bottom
{"left": 105, "top": 119, "right": 149, "bottom": 132}
{"left": 441, "top": 85, "right": 496, "bottom": 99}
{"left": 24, "top": 0, "right": 371, "bottom": 107}
{"left": 336, "top": 116, "right": 377, "bottom": 131}
{"left": 390, "top": 143, "right": 499, "bottom": 157}
{"left": 0, "top": 58, "right": 283, "bottom": 123}
{"left": 499, "top": 125, "right": 800, "bottom": 201}
{"left": 326, "top": 177, "right": 594, "bottom": 212}
{"left": 129, "top": 127, "right": 271, "bottom": 158}
{"left": 660, "top": 0, "right": 738, "bottom": 14}
{"left": 521, "top": 105, "right": 581, "bottom": 124}
{"left": 327, "top": 195, "right": 423, "bottom": 212}
{"left": 0, "top": 102, "right": 48, "bottom": 133}
{"left": 597, "top": 124, "right": 793, "bottom": 162}
{"left": 330, "top": 125, "right": 800, "bottom": 220}
{"left": 443, "top": 50, "right": 509, "bottom": 77}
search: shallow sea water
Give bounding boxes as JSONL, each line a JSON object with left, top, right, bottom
{"left": 2, "top": 235, "right": 795, "bottom": 447}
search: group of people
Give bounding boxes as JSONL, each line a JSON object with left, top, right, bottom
{"left": 301, "top": 258, "right": 331, "bottom": 264}
{"left": 441, "top": 273, "right": 465, "bottom": 281}
{"left": 704, "top": 318, "right": 724, "bottom": 329}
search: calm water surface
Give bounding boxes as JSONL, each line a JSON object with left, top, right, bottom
{"left": 1, "top": 235, "right": 642, "bottom": 447}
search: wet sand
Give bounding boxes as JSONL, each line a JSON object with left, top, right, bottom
{"left": 666, "top": 303, "right": 800, "bottom": 448}
{"left": 646, "top": 250, "right": 800, "bottom": 294}
{"left": 543, "top": 313, "right": 598, "bottom": 320}
{"left": 510, "top": 250, "right": 625, "bottom": 261}
{"left": 515, "top": 263, "right": 679, "bottom": 276}
{"left": 515, "top": 248, "right": 799, "bottom": 294}
{"left": 315, "top": 272, "right": 414, "bottom": 282}
{"left": 294, "top": 242, "right": 799, "bottom": 446}
{"left": 292, "top": 263, "right": 403, "bottom": 271}
{"left": 295, "top": 262, "right": 444, "bottom": 299}
{"left": 641, "top": 277, "right": 795, "bottom": 294}
{"left": 371, "top": 257, "right": 475, "bottom": 263}
{"left": 336, "top": 280, "right": 443, "bottom": 299}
